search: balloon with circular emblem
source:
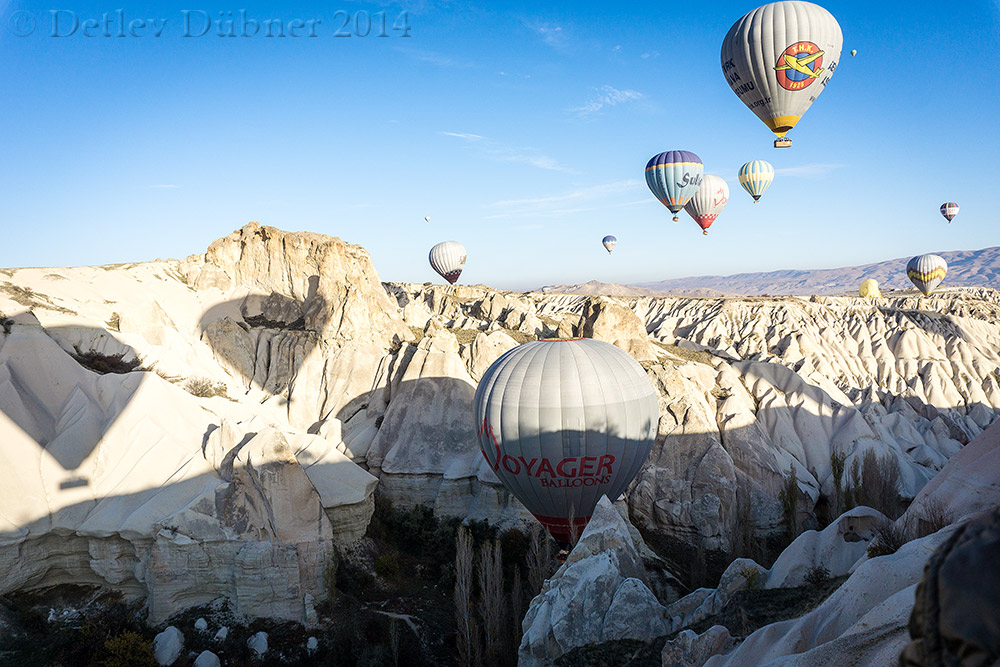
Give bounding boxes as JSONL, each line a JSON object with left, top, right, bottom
{"left": 602, "top": 235, "right": 618, "bottom": 254}
{"left": 646, "top": 151, "right": 703, "bottom": 222}
{"left": 684, "top": 174, "right": 730, "bottom": 235}
{"left": 721, "top": 1, "right": 844, "bottom": 147}
{"left": 940, "top": 202, "right": 959, "bottom": 223}
{"left": 474, "top": 338, "right": 659, "bottom": 543}
{"left": 738, "top": 160, "right": 775, "bottom": 202}
{"left": 429, "top": 241, "right": 467, "bottom": 284}
{"left": 907, "top": 254, "right": 948, "bottom": 295}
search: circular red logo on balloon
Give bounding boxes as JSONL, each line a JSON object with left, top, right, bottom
{"left": 774, "top": 41, "right": 825, "bottom": 91}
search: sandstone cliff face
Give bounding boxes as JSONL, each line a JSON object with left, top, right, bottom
{"left": 0, "top": 224, "right": 391, "bottom": 625}
{"left": 1, "top": 224, "right": 999, "bottom": 636}
{"left": 383, "top": 284, "right": 1000, "bottom": 553}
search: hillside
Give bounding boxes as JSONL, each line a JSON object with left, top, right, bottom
{"left": 541, "top": 246, "right": 1000, "bottom": 296}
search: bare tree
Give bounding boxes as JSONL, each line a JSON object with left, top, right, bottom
{"left": 851, "top": 450, "right": 903, "bottom": 519}
{"left": 526, "top": 523, "right": 553, "bottom": 596}
{"left": 477, "top": 540, "right": 505, "bottom": 664}
{"left": 509, "top": 565, "right": 524, "bottom": 661}
{"left": 454, "top": 526, "right": 474, "bottom": 667}
{"left": 567, "top": 503, "right": 581, "bottom": 548}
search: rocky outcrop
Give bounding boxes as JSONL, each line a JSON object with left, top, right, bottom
{"left": 519, "top": 497, "right": 668, "bottom": 666}
{"left": 764, "top": 507, "right": 886, "bottom": 589}
{"left": 703, "top": 524, "right": 959, "bottom": 666}
{"left": 574, "top": 297, "right": 657, "bottom": 361}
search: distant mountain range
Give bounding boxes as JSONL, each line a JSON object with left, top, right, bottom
{"left": 540, "top": 246, "right": 1000, "bottom": 296}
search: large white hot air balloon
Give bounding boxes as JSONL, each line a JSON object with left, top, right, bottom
{"left": 429, "top": 241, "right": 466, "bottom": 284}
{"left": 474, "top": 338, "right": 659, "bottom": 542}
{"left": 721, "top": 1, "right": 844, "bottom": 148}
{"left": 684, "top": 174, "right": 730, "bottom": 235}
{"left": 907, "top": 254, "right": 947, "bottom": 295}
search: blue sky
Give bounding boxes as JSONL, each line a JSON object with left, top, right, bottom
{"left": 1, "top": 0, "right": 998, "bottom": 290}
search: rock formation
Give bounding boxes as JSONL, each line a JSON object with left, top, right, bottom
{"left": 519, "top": 497, "right": 668, "bottom": 666}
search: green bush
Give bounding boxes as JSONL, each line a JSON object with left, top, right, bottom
{"left": 99, "top": 631, "right": 157, "bottom": 667}
{"left": 804, "top": 565, "right": 831, "bottom": 588}
{"left": 867, "top": 521, "right": 908, "bottom": 558}
{"left": 375, "top": 550, "right": 401, "bottom": 579}
{"left": 737, "top": 566, "right": 760, "bottom": 591}
{"left": 184, "top": 377, "right": 228, "bottom": 398}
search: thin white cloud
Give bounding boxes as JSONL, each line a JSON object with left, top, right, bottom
{"left": 572, "top": 85, "right": 644, "bottom": 117}
{"left": 529, "top": 21, "right": 567, "bottom": 48}
{"left": 774, "top": 163, "right": 847, "bottom": 178}
{"left": 396, "top": 47, "right": 473, "bottom": 68}
{"left": 440, "top": 131, "right": 483, "bottom": 142}
{"left": 490, "top": 180, "right": 642, "bottom": 208}
{"left": 150, "top": 184, "right": 180, "bottom": 189}
{"left": 486, "top": 180, "right": 644, "bottom": 218}
{"left": 641, "top": 51, "right": 660, "bottom": 59}
{"left": 443, "top": 132, "right": 571, "bottom": 173}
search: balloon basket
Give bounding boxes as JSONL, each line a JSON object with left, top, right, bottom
{"left": 672, "top": 216, "right": 679, "bottom": 222}
{"left": 774, "top": 138, "right": 792, "bottom": 148}
{"left": 702, "top": 230, "right": 708, "bottom": 236}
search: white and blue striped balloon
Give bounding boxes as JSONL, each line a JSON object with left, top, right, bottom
{"left": 646, "top": 151, "right": 704, "bottom": 221}
{"left": 738, "top": 160, "right": 775, "bottom": 202}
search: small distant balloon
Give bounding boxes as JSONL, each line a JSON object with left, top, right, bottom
{"left": 738, "top": 160, "right": 775, "bottom": 202}
{"left": 646, "top": 151, "right": 704, "bottom": 222}
{"left": 684, "top": 174, "right": 729, "bottom": 235}
{"left": 850, "top": 49, "right": 857, "bottom": 57}
{"left": 907, "top": 254, "right": 947, "bottom": 295}
{"left": 424, "top": 215, "right": 431, "bottom": 223}
{"left": 939, "top": 202, "right": 959, "bottom": 223}
{"left": 859, "top": 279, "right": 880, "bottom": 299}
{"left": 429, "top": 241, "right": 467, "bottom": 284}
{"left": 602, "top": 235, "right": 618, "bottom": 254}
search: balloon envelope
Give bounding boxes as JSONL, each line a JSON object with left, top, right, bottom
{"left": 850, "top": 49, "right": 857, "bottom": 56}
{"left": 429, "top": 241, "right": 467, "bottom": 284}
{"left": 721, "top": 1, "right": 843, "bottom": 142}
{"left": 859, "top": 279, "right": 880, "bottom": 298}
{"left": 738, "top": 160, "right": 775, "bottom": 202}
{"left": 474, "top": 338, "right": 659, "bottom": 542}
{"left": 424, "top": 215, "right": 431, "bottom": 223}
{"left": 602, "top": 235, "right": 618, "bottom": 254}
{"left": 907, "top": 254, "right": 947, "bottom": 295}
{"left": 646, "top": 151, "right": 704, "bottom": 221}
{"left": 684, "top": 174, "right": 730, "bottom": 234}
{"left": 940, "top": 202, "right": 959, "bottom": 223}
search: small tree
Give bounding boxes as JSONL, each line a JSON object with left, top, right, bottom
{"left": 526, "top": 523, "right": 553, "bottom": 596}
{"left": 454, "top": 527, "right": 474, "bottom": 667}
{"left": 779, "top": 462, "right": 801, "bottom": 543}
{"left": 509, "top": 566, "right": 524, "bottom": 659}
{"left": 830, "top": 451, "right": 847, "bottom": 517}
{"left": 477, "top": 540, "right": 505, "bottom": 665}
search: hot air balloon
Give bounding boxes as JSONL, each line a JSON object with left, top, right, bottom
{"left": 721, "top": 1, "right": 844, "bottom": 148}
{"left": 850, "top": 49, "right": 857, "bottom": 56}
{"left": 602, "top": 235, "right": 618, "bottom": 254}
{"left": 474, "top": 338, "right": 659, "bottom": 542}
{"left": 646, "top": 151, "right": 703, "bottom": 222}
{"left": 429, "top": 241, "right": 466, "bottom": 284}
{"left": 684, "top": 174, "right": 730, "bottom": 235}
{"left": 907, "top": 254, "right": 947, "bottom": 295}
{"left": 940, "top": 202, "right": 959, "bottom": 223}
{"left": 424, "top": 215, "right": 431, "bottom": 223}
{"left": 859, "top": 279, "right": 880, "bottom": 298}
{"left": 738, "top": 160, "right": 775, "bottom": 202}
